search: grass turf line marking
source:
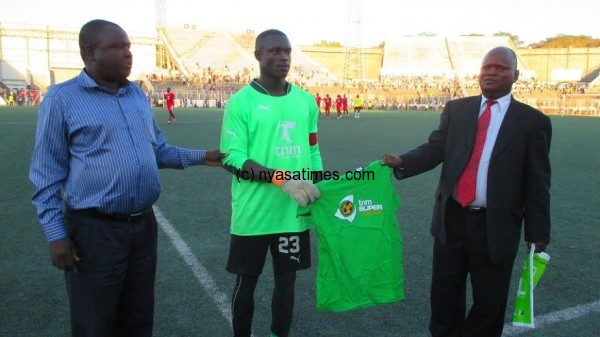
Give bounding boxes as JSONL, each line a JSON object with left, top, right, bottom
{"left": 502, "top": 299, "right": 600, "bottom": 336}
{"left": 153, "top": 206, "right": 232, "bottom": 323}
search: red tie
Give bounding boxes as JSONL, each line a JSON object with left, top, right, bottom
{"left": 456, "top": 99, "right": 495, "bottom": 207}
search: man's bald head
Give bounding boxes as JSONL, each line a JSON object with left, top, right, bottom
{"left": 79, "top": 19, "right": 122, "bottom": 60}
{"left": 478, "top": 46, "right": 520, "bottom": 99}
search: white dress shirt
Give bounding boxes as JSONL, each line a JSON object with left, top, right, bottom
{"left": 470, "top": 93, "right": 512, "bottom": 207}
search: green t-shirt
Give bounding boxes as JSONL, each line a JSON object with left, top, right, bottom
{"left": 220, "top": 83, "right": 323, "bottom": 235}
{"left": 303, "top": 160, "right": 404, "bottom": 312}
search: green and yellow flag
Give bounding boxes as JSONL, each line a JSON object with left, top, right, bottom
{"left": 512, "top": 245, "right": 550, "bottom": 327}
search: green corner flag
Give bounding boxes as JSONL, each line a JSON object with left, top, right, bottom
{"left": 512, "top": 244, "right": 550, "bottom": 327}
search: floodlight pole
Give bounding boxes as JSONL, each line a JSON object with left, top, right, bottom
{"left": 343, "top": 0, "right": 364, "bottom": 88}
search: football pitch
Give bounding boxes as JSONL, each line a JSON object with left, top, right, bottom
{"left": 1, "top": 106, "right": 599, "bottom": 337}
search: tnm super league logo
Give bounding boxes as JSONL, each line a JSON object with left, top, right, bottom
{"left": 335, "top": 195, "right": 357, "bottom": 222}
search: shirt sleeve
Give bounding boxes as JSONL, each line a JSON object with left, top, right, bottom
{"left": 29, "top": 95, "right": 70, "bottom": 242}
{"left": 523, "top": 114, "right": 552, "bottom": 243}
{"left": 220, "top": 96, "right": 249, "bottom": 170}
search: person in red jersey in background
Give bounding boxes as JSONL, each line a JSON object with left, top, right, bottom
{"left": 315, "top": 92, "right": 322, "bottom": 117}
{"left": 324, "top": 94, "right": 332, "bottom": 118}
{"left": 342, "top": 94, "right": 349, "bottom": 117}
{"left": 164, "top": 87, "right": 176, "bottom": 123}
{"left": 335, "top": 94, "right": 343, "bottom": 119}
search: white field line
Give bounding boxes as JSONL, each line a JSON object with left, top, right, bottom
{"left": 416, "top": 300, "right": 600, "bottom": 337}
{"left": 154, "top": 204, "right": 600, "bottom": 336}
{"left": 502, "top": 299, "right": 600, "bottom": 336}
{"left": 153, "top": 206, "right": 232, "bottom": 324}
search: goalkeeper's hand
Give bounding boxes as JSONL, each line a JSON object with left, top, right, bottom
{"left": 272, "top": 171, "right": 321, "bottom": 207}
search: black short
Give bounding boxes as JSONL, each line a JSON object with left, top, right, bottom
{"left": 226, "top": 230, "right": 311, "bottom": 277}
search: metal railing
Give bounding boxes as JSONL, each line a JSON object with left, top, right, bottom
{"left": 521, "top": 96, "right": 600, "bottom": 117}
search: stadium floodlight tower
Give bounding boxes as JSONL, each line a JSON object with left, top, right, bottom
{"left": 155, "top": 0, "right": 168, "bottom": 67}
{"left": 156, "top": 0, "right": 166, "bottom": 29}
{"left": 154, "top": 0, "right": 188, "bottom": 78}
{"left": 343, "top": 0, "right": 364, "bottom": 88}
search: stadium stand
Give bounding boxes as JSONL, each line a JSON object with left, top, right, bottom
{"left": 589, "top": 74, "right": 600, "bottom": 91}
{"left": 445, "top": 36, "right": 522, "bottom": 76}
{"left": 381, "top": 36, "right": 453, "bottom": 76}
{"left": 231, "top": 32, "right": 256, "bottom": 53}
{"left": 163, "top": 27, "right": 256, "bottom": 77}
{"left": 231, "top": 31, "right": 338, "bottom": 86}
{"left": 1, "top": 22, "right": 598, "bottom": 116}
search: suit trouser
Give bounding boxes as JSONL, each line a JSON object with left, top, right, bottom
{"left": 65, "top": 209, "right": 158, "bottom": 337}
{"left": 429, "top": 200, "right": 514, "bottom": 337}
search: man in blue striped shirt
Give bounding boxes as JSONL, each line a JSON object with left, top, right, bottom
{"left": 29, "top": 19, "right": 225, "bottom": 337}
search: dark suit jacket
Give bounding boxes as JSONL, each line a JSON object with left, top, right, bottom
{"left": 396, "top": 95, "right": 552, "bottom": 264}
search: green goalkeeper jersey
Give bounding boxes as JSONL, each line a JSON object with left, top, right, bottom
{"left": 220, "top": 82, "right": 323, "bottom": 235}
{"left": 302, "top": 160, "right": 404, "bottom": 311}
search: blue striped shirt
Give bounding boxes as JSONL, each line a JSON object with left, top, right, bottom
{"left": 29, "top": 70, "right": 206, "bottom": 242}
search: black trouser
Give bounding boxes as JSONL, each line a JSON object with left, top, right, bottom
{"left": 231, "top": 271, "right": 297, "bottom": 337}
{"left": 65, "top": 209, "right": 158, "bottom": 337}
{"left": 429, "top": 200, "right": 514, "bottom": 337}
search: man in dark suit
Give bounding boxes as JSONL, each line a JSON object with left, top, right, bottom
{"left": 382, "top": 46, "right": 552, "bottom": 337}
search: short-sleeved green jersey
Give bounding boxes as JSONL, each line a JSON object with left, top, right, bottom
{"left": 302, "top": 160, "right": 404, "bottom": 312}
{"left": 220, "top": 83, "right": 323, "bottom": 235}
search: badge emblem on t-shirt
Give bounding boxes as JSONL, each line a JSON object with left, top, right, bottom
{"left": 335, "top": 195, "right": 357, "bottom": 222}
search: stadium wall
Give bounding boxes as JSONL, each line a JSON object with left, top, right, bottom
{"left": 0, "top": 22, "right": 157, "bottom": 89}
{"left": 518, "top": 47, "right": 600, "bottom": 82}
{"left": 299, "top": 46, "right": 383, "bottom": 80}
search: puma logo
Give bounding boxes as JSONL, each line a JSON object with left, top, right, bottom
{"left": 290, "top": 255, "right": 301, "bottom": 263}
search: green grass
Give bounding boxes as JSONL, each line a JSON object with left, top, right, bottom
{"left": 1, "top": 106, "right": 599, "bottom": 336}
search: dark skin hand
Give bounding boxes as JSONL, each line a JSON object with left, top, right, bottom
{"left": 381, "top": 154, "right": 402, "bottom": 168}
{"left": 528, "top": 242, "right": 547, "bottom": 252}
{"left": 49, "top": 238, "right": 79, "bottom": 272}
{"left": 205, "top": 150, "right": 227, "bottom": 166}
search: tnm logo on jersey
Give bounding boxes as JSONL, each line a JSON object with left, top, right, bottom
{"left": 358, "top": 199, "right": 384, "bottom": 215}
{"left": 275, "top": 121, "right": 302, "bottom": 158}
{"left": 335, "top": 195, "right": 384, "bottom": 223}
{"left": 335, "top": 195, "right": 357, "bottom": 222}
